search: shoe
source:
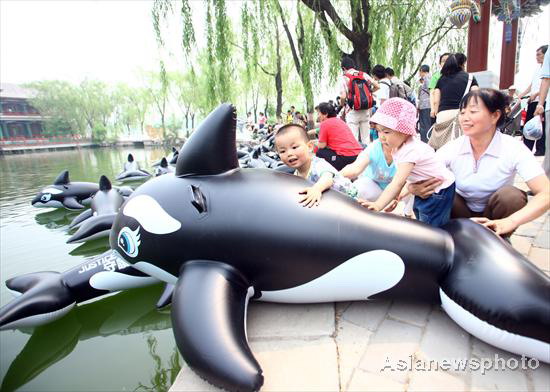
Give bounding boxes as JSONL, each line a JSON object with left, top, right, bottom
{"left": 534, "top": 152, "right": 545, "bottom": 156}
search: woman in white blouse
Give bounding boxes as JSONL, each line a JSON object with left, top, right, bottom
{"left": 408, "top": 88, "right": 549, "bottom": 236}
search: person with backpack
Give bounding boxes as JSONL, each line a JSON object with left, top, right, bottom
{"left": 383, "top": 67, "right": 417, "bottom": 106}
{"left": 372, "top": 64, "right": 390, "bottom": 106}
{"left": 340, "top": 57, "right": 379, "bottom": 145}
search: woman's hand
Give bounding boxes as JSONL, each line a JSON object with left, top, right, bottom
{"left": 299, "top": 187, "right": 322, "bottom": 208}
{"left": 407, "top": 178, "right": 442, "bottom": 199}
{"left": 470, "top": 217, "right": 518, "bottom": 236}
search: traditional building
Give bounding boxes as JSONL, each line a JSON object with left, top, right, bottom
{"left": 0, "top": 83, "right": 45, "bottom": 140}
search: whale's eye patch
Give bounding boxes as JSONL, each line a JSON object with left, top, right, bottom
{"left": 41, "top": 194, "right": 52, "bottom": 202}
{"left": 117, "top": 226, "right": 141, "bottom": 258}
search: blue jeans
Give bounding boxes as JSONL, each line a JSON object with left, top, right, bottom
{"left": 413, "top": 183, "right": 455, "bottom": 227}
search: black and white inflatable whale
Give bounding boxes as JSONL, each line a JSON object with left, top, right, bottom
{"left": 32, "top": 170, "right": 133, "bottom": 210}
{"left": 2, "top": 104, "right": 549, "bottom": 392}
{"left": 67, "top": 175, "right": 126, "bottom": 243}
{"left": 115, "top": 154, "right": 151, "bottom": 182}
{"left": 31, "top": 170, "right": 98, "bottom": 210}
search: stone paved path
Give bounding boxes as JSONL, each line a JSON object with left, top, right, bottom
{"left": 171, "top": 172, "right": 549, "bottom": 392}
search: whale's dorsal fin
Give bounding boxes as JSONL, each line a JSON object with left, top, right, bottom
{"left": 160, "top": 157, "right": 168, "bottom": 168}
{"left": 127, "top": 154, "right": 134, "bottom": 162}
{"left": 99, "top": 175, "right": 112, "bottom": 191}
{"left": 176, "top": 104, "right": 238, "bottom": 177}
{"left": 53, "top": 170, "right": 70, "bottom": 185}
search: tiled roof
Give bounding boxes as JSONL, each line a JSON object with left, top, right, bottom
{"left": 0, "top": 83, "right": 36, "bottom": 99}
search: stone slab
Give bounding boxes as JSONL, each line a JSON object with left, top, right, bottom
{"left": 347, "top": 369, "right": 405, "bottom": 392}
{"left": 335, "top": 319, "right": 373, "bottom": 390}
{"left": 387, "top": 302, "right": 431, "bottom": 327}
{"left": 341, "top": 300, "right": 392, "bottom": 332}
{"left": 358, "top": 318, "right": 422, "bottom": 384}
{"left": 247, "top": 302, "right": 334, "bottom": 340}
{"left": 528, "top": 246, "right": 550, "bottom": 273}
{"left": 170, "top": 337, "right": 339, "bottom": 392}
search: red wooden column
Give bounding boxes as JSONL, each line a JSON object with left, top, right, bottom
{"left": 467, "top": 0, "right": 492, "bottom": 72}
{"left": 499, "top": 18, "right": 519, "bottom": 89}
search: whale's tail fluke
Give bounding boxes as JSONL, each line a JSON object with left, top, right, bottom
{"left": 441, "top": 219, "right": 550, "bottom": 363}
{"left": 0, "top": 272, "right": 76, "bottom": 330}
{"left": 172, "top": 261, "right": 263, "bottom": 391}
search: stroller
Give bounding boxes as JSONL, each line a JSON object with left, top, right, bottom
{"left": 502, "top": 97, "right": 526, "bottom": 137}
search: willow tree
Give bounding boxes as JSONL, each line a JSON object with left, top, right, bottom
{"left": 275, "top": 0, "right": 326, "bottom": 116}
{"left": 153, "top": 0, "right": 234, "bottom": 110}
{"left": 240, "top": 0, "right": 285, "bottom": 120}
{"left": 301, "top": 0, "right": 466, "bottom": 81}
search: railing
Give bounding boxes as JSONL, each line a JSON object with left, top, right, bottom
{"left": 0, "top": 134, "right": 91, "bottom": 147}
{"left": 0, "top": 111, "right": 40, "bottom": 116}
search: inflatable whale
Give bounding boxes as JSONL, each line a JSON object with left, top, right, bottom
{"left": 31, "top": 170, "right": 98, "bottom": 210}
{"left": 3, "top": 104, "right": 549, "bottom": 392}
{"left": 1, "top": 284, "right": 170, "bottom": 392}
{"left": 153, "top": 147, "right": 179, "bottom": 167}
{"left": 115, "top": 154, "right": 151, "bottom": 182}
{"left": 67, "top": 176, "right": 125, "bottom": 243}
{"left": 154, "top": 157, "right": 175, "bottom": 177}
{"left": 32, "top": 171, "right": 133, "bottom": 210}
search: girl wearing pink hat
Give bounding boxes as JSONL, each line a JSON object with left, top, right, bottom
{"left": 361, "top": 97, "right": 456, "bottom": 227}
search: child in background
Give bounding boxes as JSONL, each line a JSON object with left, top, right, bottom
{"left": 361, "top": 98, "right": 455, "bottom": 227}
{"left": 275, "top": 123, "right": 358, "bottom": 207}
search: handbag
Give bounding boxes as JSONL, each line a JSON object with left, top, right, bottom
{"left": 427, "top": 116, "right": 462, "bottom": 150}
{"left": 427, "top": 73, "right": 473, "bottom": 150}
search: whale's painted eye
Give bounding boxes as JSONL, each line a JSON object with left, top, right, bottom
{"left": 41, "top": 194, "right": 52, "bottom": 202}
{"left": 117, "top": 226, "right": 141, "bottom": 258}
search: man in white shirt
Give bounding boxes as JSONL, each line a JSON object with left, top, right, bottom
{"left": 534, "top": 48, "right": 550, "bottom": 177}
{"left": 340, "top": 57, "right": 379, "bottom": 145}
{"left": 371, "top": 64, "right": 390, "bottom": 106}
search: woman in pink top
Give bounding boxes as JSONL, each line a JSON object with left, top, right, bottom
{"left": 361, "top": 98, "right": 455, "bottom": 227}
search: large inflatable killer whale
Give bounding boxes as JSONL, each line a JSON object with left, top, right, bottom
{"left": 116, "top": 154, "right": 151, "bottom": 182}
{"left": 2, "top": 104, "right": 549, "bottom": 392}
{"left": 67, "top": 175, "right": 125, "bottom": 243}
{"left": 32, "top": 170, "right": 132, "bottom": 210}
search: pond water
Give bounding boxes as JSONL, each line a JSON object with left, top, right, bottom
{"left": 0, "top": 147, "right": 182, "bottom": 392}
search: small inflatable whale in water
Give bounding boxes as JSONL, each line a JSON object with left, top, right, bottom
{"left": 152, "top": 147, "right": 179, "bottom": 167}
{"left": 154, "top": 157, "right": 175, "bottom": 177}
{"left": 3, "top": 104, "right": 549, "bottom": 392}
{"left": 115, "top": 154, "right": 151, "bottom": 182}
{"left": 67, "top": 175, "right": 125, "bottom": 243}
{"left": 31, "top": 170, "right": 98, "bottom": 210}
{"left": 32, "top": 171, "right": 133, "bottom": 210}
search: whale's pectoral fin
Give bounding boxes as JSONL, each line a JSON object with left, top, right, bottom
{"left": 66, "top": 214, "right": 115, "bottom": 243}
{"left": 63, "top": 197, "right": 85, "bottom": 210}
{"left": 155, "top": 283, "right": 174, "bottom": 309}
{"left": 0, "top": 272, "right": 75, "bottom": 330}
{"left": 69, "top": 208, "right": 93, "bottom": 229}
{"left": 172, "top": 260, "right": 263, "bottom": 391}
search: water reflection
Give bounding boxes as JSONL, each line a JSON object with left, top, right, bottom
{"left": 34, "top": 209, "right": 79, "bottom": 229}
{"left": 1, "top": 284, "right": 174, "bottom": 392}
{"left": 68, "top": 238, "right": 111, "bottom": 257}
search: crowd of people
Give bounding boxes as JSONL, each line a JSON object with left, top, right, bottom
{"left": 246, "top": 48, "right": 550, "bottom": 236}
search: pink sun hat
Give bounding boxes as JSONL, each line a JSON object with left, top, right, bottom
{"left": 371, "top": 97, "right": 417, "bottom": 136}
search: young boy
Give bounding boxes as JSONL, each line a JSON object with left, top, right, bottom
{"left": 274, "top": 123, "right": 358, "bottom": 207}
